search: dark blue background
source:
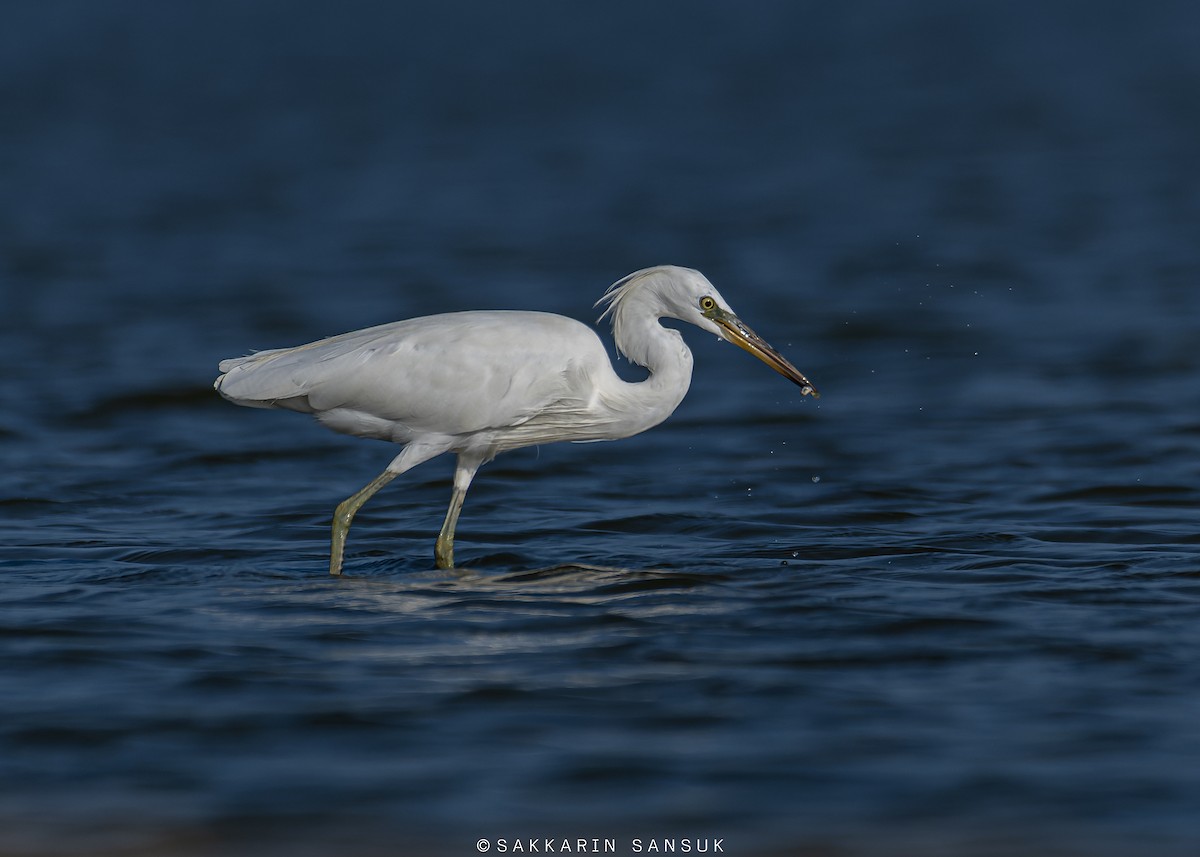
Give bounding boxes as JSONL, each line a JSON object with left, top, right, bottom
{"left": 3, "top": 2, "right": 1199, "bottom": 855}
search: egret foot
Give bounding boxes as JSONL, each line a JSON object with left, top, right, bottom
{"left": 432, "top": 452, "right": 483, "bottom": 570}
{"left": 330, "top": 502, "right": 352, "bottom": 575}
{"left": 434, "top": 533, "right": 454, "bottom": 569}
{"left": 328, "top": 469, "right": 398, "bottom": 575}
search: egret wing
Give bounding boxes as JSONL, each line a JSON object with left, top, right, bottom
{"left": 215, "top": 311, "right": 608, "bottom": 438}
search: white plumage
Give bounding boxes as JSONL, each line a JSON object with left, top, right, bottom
{"left": 215, "top": 265, "right": 818, "bottom": 573}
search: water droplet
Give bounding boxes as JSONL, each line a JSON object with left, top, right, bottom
{"left": 811, "top": 475, "right": 821, "bottom": 483}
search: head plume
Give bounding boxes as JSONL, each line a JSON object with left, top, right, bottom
{"left": 595, "top": 265, "right": 717, "bottom": 362}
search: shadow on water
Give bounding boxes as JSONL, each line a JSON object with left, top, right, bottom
{"left": 424, "top": 562, "right": 724, "bottom": 594}
{"left": 326, "top": 561, "right": 729, "bottom": 605}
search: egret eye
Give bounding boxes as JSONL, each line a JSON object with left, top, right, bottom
{"left": 699, "top": 296, "right": 717, "bottom": 312}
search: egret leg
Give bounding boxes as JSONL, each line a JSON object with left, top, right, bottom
{"left": 330, "top": 469, "right": 399, "bottom": 575}
{"left": 434, "top": 453, "right": 484, "bottom": 569}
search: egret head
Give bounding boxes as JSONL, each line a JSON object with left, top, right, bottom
{"left": 597, "top": 265, "right": 819, "bottom": 397}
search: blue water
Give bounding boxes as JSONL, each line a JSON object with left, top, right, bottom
{"left": 3, "top": 2, "right": 1199, "bottom": 855}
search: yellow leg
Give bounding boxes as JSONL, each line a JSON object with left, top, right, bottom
{"left": 330, "top": 470, "right": 398, "bottom": 575}
{"left": 434, "top": 454, "right": 483, "bottom": 569}
{"left": 434, "top": 484, "right": 466, "bottom": 569}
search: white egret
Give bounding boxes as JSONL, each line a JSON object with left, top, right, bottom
{"left": 215, "top": 265, "right": 818, "bottom": 574}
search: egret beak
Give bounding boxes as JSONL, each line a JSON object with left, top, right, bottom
{"left": 707, "top": 308, "right": 819, "bottom": 398}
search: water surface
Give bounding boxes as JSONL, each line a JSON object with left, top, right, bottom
{"left": 2, "top": 2, "right": 1199, "bottom": 855}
